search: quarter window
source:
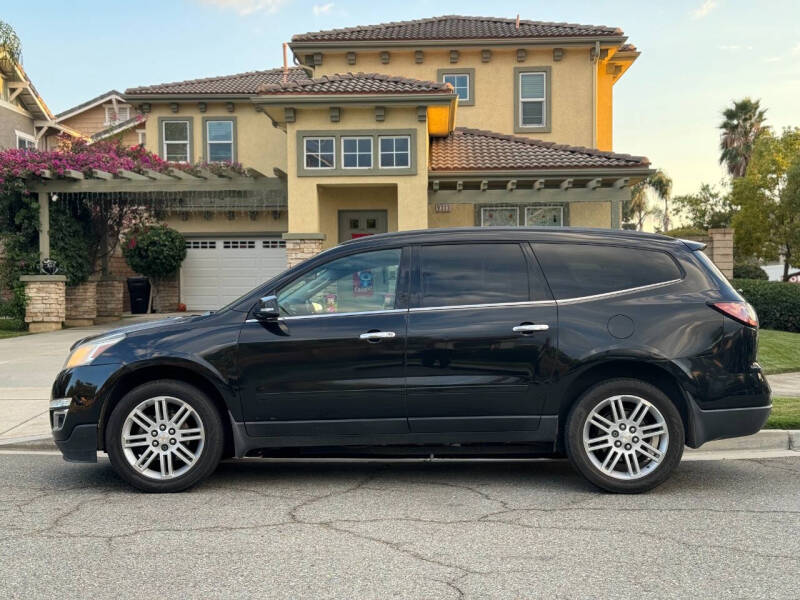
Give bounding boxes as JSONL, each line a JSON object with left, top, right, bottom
{"left": 342, "top": 136, "right": 372, "bottom": 168}
{"left": 304, "top": 137, "right": 335, "bottom": 169}
{"left": 379, "top": 136, "right": 410, "bottom": 168}
{"left": 533, "top": 244, "right": 682, "bottom": 300}
{"left": 418, "top": 244, "right": 529, "bottom": 308}
{"left": 442, "top": 73, "right": 470, "bottom": 102}
{"left": 15, "top": 131, "right": 36, "bottom": 150}
{"left": 519, "top": 72, "right": 546, "bottom": 127}
{"left": 162, "top": 120, "right": 191, "bottom": 162}
{"left": 206, "top": 120, "right": 234, "bottom": 162}
{"left": 277, "top": 249, "right": 401, "bottom": 316}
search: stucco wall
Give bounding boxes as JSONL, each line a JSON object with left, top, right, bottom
{"left": 0, "top": 103, "right": 34, "bottom": 150}
{"left": 142, "top": 102, "right": 288, "bottom": 174}
{"left": 285, "top": 105, "right": 429, "bottom": 242}
{"left": 318, "top": 185, "right": 398, "bottom": 249}
{"left": 313, "top": 46, "right": 594, "bottom": 148}
{"left": 569, "top": 201, "right": 612, "bottom": 228}
{"left": 427, "top": 204, "right": 475, "bottom": 228}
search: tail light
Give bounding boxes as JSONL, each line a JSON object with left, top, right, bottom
{"left": 710, "top": 301, "right": 758, "bottom": 328}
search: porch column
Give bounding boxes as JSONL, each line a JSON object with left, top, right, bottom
{"left": 283, "top": 233, "right": 326, "bottom": 268}
{"left": 38, "top": 191, "right": 50, "bottom": 260}
{"left": 709, "top": 228, "right": 734, "bottom": 279}
{"left": 611, "top": 198, "right": 621, "bottom": 229}
{"left": 20, "top": 275, "right": 66, "bottom": 332}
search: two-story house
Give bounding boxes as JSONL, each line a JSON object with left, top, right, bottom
{"left": 115, "top": 15, "right": 650, "bottom": 310}
{"left": 54, "top": 89, "right": 144, "bottom": 146}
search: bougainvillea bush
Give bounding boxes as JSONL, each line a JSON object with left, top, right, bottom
{"left": 0, "top": 136, "right": 243, "bottom": 321}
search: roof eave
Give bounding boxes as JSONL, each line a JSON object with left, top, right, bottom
{"left": 123, "top": 93, "right": 256, "bottom": 103}
{"left": 252, "top": 93, "right": 457, "bottom": 106}
{"left": 290, "top": 35, "right": 627, "bottom": 52}
{"left": 55, "top": 92, "right": 127, "bottom": 122}
{"left": 429, "top": 166, "right": 654, "bottom": 180}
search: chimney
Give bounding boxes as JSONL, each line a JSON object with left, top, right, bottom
{"left": 282, "top": 42, "right": 289, "bottom": 84}
{"left": 515, "top": 14, "right": 520, "bottom": 29}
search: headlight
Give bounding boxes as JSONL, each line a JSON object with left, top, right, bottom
{"left": 64, "top": 335, "right": 125, "bottom": 369}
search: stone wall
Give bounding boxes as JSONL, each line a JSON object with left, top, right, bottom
{"left": 108, "top": 251, "right": 180, "bottom": 313}
{"left": 20, "top": 275, "right": 66, "bottom": 333}
{"left": 65, "top": 281, "right": 97, "bottom": 327}
{"left": 285, "top": 238, "right": 324, "bottom": 268}
{"left": 709, "top": 228, "right": 734, "bottom": 279}
{"left": 96, "top": 278, "right": 124, "bottom": 323}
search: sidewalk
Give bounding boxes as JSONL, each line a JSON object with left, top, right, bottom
{"left": 768, "top": 371, "right": 800, "bottom": 398}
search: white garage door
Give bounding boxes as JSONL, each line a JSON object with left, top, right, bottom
{"left": 180, "top": 238, "right": 288, "bottom": 311}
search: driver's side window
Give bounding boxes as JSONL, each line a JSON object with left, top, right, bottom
{"left": 277, "top": 248, "right": 401, "bottom": 316}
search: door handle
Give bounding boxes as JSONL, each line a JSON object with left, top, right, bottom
{"left": 359, "top": 331, "right": 396, "bottom": 340}
{"left": 513, "top": 324, "right": 549, "bottom": 333}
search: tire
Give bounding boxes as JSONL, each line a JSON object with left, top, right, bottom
{"left": 106, "top": 379, "right": 224, "bottom": 493}
{"left": 565, "top": 378, "right": 684, "bottom": 494}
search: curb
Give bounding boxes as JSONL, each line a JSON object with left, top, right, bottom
{"left": 0, "top": 430, "right": 798, "bottom": 454}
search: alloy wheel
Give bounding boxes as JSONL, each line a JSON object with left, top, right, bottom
{"left": 582, "top": 394, "right": 669, "bottom": 480}
{"left": 121, "top": 396, "right": 205, "bottom": 480}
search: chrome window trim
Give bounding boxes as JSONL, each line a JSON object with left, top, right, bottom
{"left": 410, "top": 300, "right": 555, "bottom": 312}
{"left": 554, "top": 278, "right": 682, "bottom": 306}
{"left": 245, "top": 308, "right": 408, "bottom": 323}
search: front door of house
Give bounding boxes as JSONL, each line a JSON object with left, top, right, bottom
{"left": 339, "top": 210, "right": 388, "bottom": 242}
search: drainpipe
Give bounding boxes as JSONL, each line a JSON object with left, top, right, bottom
{"left": 591, "top": 41, "right": 599, "bottom": 149}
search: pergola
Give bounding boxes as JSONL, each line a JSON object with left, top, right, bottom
{"left": 26, "top": 166, "right": 286, "bottom": 262}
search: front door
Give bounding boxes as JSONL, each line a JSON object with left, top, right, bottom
{"left": 237, "top": 247, "right": 409, "bottom": 437}
{"left": 405, "top": 242, "right": 558, "bottom": 433}
{"left": 339, "top": 210, "right": 388, "bottom": 242}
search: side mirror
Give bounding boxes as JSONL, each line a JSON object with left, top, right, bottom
{"left": 255, "top": 295, "right": 279, "bottom": 321}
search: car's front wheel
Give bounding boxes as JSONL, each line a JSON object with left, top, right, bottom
{"left": 565, "top": 378, "right": 684, "bottom": 493}
{"left": 106, "top": 380, "right": 224, "bottom": 492}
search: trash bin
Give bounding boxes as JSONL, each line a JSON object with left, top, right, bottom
{"left": 127, "top": 277, "right": 151, "bottom": 314}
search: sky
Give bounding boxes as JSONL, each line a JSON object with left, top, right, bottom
{"left": 3, "top": 0, "right": 800, "bottom": 196}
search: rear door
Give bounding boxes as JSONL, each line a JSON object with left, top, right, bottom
{"left": 405, "top": 242, "right": 558, "bottom": 433}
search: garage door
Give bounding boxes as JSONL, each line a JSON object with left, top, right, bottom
{"left": 180, "top": 238, "right": 288, "bottom": 310}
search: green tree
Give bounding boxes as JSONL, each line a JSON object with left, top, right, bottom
{"left": 719, "top": 98, "right": 769, "bottom": 178}
{"left": 647, "top": 170, "right": 672, "bottom": 232}
{"left": 122, "top": 225, "right": 187, "bottom": 311}
{"left": 672, "top": 183, "right": 734, "bottom": 230}
{"left": 622, "top": 171, "right": 672, "bottom": 231}
{"left": 732, "top": 128, "right": 800, "bottom": 281}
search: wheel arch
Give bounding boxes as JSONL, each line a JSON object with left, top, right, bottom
{"left": 555, "top": 359, "right": 689, "bottom": 451}
{"left": 98, "top": 362, "right": 236, "bottom": 458}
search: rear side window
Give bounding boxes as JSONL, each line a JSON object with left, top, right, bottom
{"left": 533, "top": 243, "right": 681, "bottom": 299}
{"left": 418, "top": 243, "right": 529, "bottom": 307}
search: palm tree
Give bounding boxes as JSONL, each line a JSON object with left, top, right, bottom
{"left": 627, "top": 181, "right": 651, "bottom": 230}
{"left": 719, "top": 98, "right": 768, "bottom": 178}
{"left": 647, "top": 170, "right": 672, "bottom": 232}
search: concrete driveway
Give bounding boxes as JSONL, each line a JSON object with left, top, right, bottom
{"left": 0, "top": 315, "right": 181, "bottom": 441}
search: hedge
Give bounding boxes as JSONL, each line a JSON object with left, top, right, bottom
{"left": 732, "top": 279, "right": 800, "bottom": 332}
{"left": 733, "top": 263, "right": 768, "bottom": 280}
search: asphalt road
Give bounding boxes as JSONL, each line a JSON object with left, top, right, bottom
{"left": 1, "top": 452, "right": 799, "bottom": 599}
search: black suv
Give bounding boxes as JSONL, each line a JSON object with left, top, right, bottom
{"left": 50, "top": 228, "right": 771, "bottom": 493}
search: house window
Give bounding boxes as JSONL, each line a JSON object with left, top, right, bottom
{"left": 342, "top": 136, "right": 372, "bottom": 168}
{"left": 136, "top": 129, "right": 146, "bottom": 146}
{"left": 206, "top": 120, "right": 234, "bottom": 162}
{"left": 304, "top": 137, "right": 335, "bottom": 169}
{"left": 480, "top": 206, "right": 519, "bottom": 227}
{"left": 519, "top": 71, "right": 546, "bottom": 127}
{"left": 525, "top": 206, "right": 563, "bottom": 227}
{"left": 379, "top": 136, "right": 410, "bottom": 168}
{"left": 442, "top": 73, "right": 469, "bottom": 101}
{"left": 15, "top": 130, "right": 36, "bottom": 150}
{"left": 104, "top": 104, "right": 130, "bottom": 125}
{"left": 162, "top": 120, "right": 191, "bottom": 162}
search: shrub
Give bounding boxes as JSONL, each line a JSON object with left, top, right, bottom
{"left": 732, "top": 279, "right": 800, "bottom": 332}
{"left": 664, "top": 226, "right": 709, "bottom": 240}
{"left": 733, "top": 263, "right": 768, "bottom": 280}
{"left": 122, "top": 225, "right": 186, "bottom": 312}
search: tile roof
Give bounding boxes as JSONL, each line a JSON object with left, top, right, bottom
{"left": 55, "top": 90, "right": 124, "bottom": 119}
{"left": 125, "top": 67, "right": 310, "bottom": 96}
{"left": 292, "top": 15, "right": 623, "bottom": 43}
{"left": 257, "top": 72, "right": 454, "bottom": 95}
{"left": 430, "top": 128, "right": 649, "bottom": 172}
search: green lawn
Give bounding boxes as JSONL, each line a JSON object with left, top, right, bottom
{"left": 764, "top": 397, "right": 800, "bottom": 430}
{"left": 758, "top": 329, "right": 800, "bottom": 375}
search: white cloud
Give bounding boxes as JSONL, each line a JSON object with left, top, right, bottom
{"left": 763, "top": 56, "right": 782, "bottom": 63}
{"left": 691, "top": 0, "right": 719, "bottom": 19}
{"left": 313, "top": 2, "right": 335, "bottom": 15}
{"left": 717, "top": 44, "right": 752, "bottom": 52}
{"left": 792, "top": 42, "right": 800, "bottom": 56}
{"left": 198, "top": 0, "right": 287, "bottom": 15}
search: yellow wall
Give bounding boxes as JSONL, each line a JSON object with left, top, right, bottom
{"left": 596, "top": 62, "right": 614, "bottom": 151}
{"left": 313, "top": 47, "right": 595, "bottom": 148}
{"left": 427, "top": 204, "right": 474, "bottom": 228}
{"left": 143, "top": 102, "right": 287, "bottom": 174}
{"left": 286, "top": 105, "right": 429, "bottom": 242}
{"left": 570, "top": 201, "right": 611, "bottom": 228}
{"left": 163, "top": 211, "right": 287, "bottom": 234}
{"left": 318, "top": 185, "right": 398, "bottom": 249}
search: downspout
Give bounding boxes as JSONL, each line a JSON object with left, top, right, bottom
{"left": 591, "top": 40, "right": 599, "bottom": 149}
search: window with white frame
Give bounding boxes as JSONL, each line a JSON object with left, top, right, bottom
{"left": 15, "top": 130, "right": 36, "bottom": 150}
{"left": 104, "top": 104, "right": 131, "bottom": 125}
{"left": 525, "top": 206, "right": 563, "bottom": 227}
{"left": 342, "top": 136, "right": 372, "bottom": 168}
{"left": 206, "top": 120, "right": 234, "bottom": 162}
{"left": 304, "top": 137, "right": 335, "bottom": 169}
{"left": 480, "top": 206, "right": 519, "bottom": 227}
{"left": 136, "top": 129, "right": 146, "bottom": 146}
{"left": 162, "top": 120, "right": 191, "bottom": 162}
{"left": 379, "top": 136, "right": 410, "bottom": 168}
{"left": 442, "top": 73, "right": 470, "bottom": 102}
{"left": 519, "top": 72, "right": 546, "bottom": 127}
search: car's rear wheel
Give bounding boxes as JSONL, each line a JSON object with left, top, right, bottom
{"left": 565, "top": 378, "right": 684, "bottom": 493}
{"left": 106, "top": 380, "right": 223, "bottom": 493}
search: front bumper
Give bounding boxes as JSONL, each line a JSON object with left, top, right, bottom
{"left": 49, "top": 363, "right": 121, "bottom": 463}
